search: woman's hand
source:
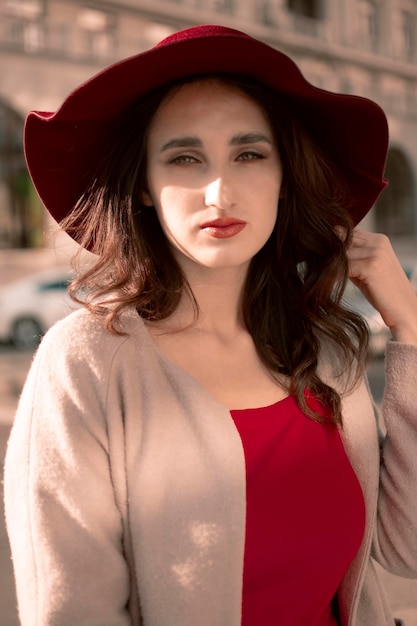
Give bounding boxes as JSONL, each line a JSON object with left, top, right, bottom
{"left": 346, "top": 229, "right": 417, "bottom": 345}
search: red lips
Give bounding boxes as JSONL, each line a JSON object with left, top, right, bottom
{"left": 200, "top": 217, "right": 247, "bottom": 239}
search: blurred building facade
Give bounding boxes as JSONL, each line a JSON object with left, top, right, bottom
{"left": 0, "top": 0, "right": 416, "bottom": 260}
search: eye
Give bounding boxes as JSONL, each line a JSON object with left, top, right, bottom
{"left": 170, "top": 154, "right": 200, "bottom": 165}
{"left": 237, "top": 151, "right": 265, "bottom": 161}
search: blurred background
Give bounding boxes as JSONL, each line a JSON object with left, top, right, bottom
{"left": 0, "top": 0, "right": 417, "bottom": 624}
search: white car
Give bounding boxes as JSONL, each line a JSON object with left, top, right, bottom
{"left": 0, "top": 268, "right": 80, "bottom": 350}
{"left": 404, "top": 263, "right": 417, "bottom": 293}
{"left": 342, "top": 282, "right": 391, "bottom": 359}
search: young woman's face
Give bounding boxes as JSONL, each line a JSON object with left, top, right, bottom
{"left": 143, "top": 79, "right": 283, "bottom": 276}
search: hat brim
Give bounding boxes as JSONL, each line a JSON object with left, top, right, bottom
{"left": 24, "top": 25, "right": 388, "bottom": 229}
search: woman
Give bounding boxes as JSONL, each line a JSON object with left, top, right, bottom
{"left": 4, "top": 24, "right": 417, "bottom": 626}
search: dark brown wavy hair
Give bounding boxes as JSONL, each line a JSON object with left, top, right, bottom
{"left": 62, "top": 74, "right": 369, "bottom": 425}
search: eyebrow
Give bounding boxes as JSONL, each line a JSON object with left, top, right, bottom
{"left": 160, "top": 131, "right": 272, "bottom": 153}
{"left": 160, "top": 136, "right": 202, "bottom": 152}
{"left": 230, "top": 132, "right": 273, "bottom": 146}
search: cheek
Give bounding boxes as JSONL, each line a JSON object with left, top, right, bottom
{"left": 159, "top": 185, "right": 181, "bottom": 205}
{"left": 261, "top": 208, "right": 279, "bottom": 242}
{"left": 154, "top": 187, "right": 193, "bottom": 235}
{"left": 159, "top": 185, "right": 200, "bottom": 217}
{"left": 158, "top": 184, "right": 194, "bottom": 207}
{"left": 245, "top": 166, "right": 282, "bottom": 200}
{"left": 260, "top": 182, "right": 280, "bottom": 219}
{"left": 258, "top": 186, "right": 280, "bottom": 239}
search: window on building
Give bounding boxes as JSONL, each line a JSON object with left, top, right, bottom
{"left": 78, "top": 7, "right": 116, "bottom": 60}
{"left": 358, "top": 0, "right": 380, "bottom": 50}
{"left": 375, "top": 148, "right": 416, "bottom": 237}
{"left": 196, "top": 0, "right": 234, "bottom": 13}
{"left": 0, "top": 103, "right": 41, "bottom": 248}
{"left": 3, "top": 0, "right": 43, "bottom": 19}
{"left": 2, "top": 0, "right": 44, "bottom": 51}
{"left": 401, "top": 10, "right": 416, "bottom": 60}
{"left": 257, "top": 0, "right": 278, "bottom": 25}
{"left": 286, "top": 0, "right": 323, "bottom": 19}
{"left": 144, "top": 23, "right": 175, "bottom": 47}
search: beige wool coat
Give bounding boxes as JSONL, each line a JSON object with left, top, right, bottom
{"left": 4, "top": 307, "right": 417, "bottom": 625}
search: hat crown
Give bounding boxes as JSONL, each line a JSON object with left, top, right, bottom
{"left": 155, "top": 24, "right": 251, "bottom": 49}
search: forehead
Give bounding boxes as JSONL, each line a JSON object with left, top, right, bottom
{"left": 148, "top": 78, "right": 272, "bottom": 137}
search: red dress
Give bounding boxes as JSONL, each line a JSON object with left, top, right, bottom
{"left": 230, "top": 394, "right": 365, "bottom": 626}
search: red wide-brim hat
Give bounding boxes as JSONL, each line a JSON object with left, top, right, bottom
{"left": 24, "top": 24, "right": 389, "bottom": 231}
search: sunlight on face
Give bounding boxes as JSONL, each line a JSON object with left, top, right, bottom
{"left": 143, "top": 79, "right": 283, "bottom": 278}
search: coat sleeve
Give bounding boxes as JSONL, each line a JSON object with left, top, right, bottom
{"left": 371, "top": 341, "right": 417, "bottom": 578}
{"left": 3, "top": 316, "right": 134, "bottom": 626}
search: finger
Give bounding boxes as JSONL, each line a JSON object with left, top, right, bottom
{"left": 349, "top": 228, "right": 380, "bottom": 248}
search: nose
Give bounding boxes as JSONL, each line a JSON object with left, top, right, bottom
{"left": 204, "top": 176, "right": 235, "bottom": 211}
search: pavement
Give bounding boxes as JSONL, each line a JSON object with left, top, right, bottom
{"left": 0, "top": 248, "right": 416, "bottom": 625}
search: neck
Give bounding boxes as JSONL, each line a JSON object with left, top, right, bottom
{"left": 160, "top": 263, "right": 249, "bottom": 337}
